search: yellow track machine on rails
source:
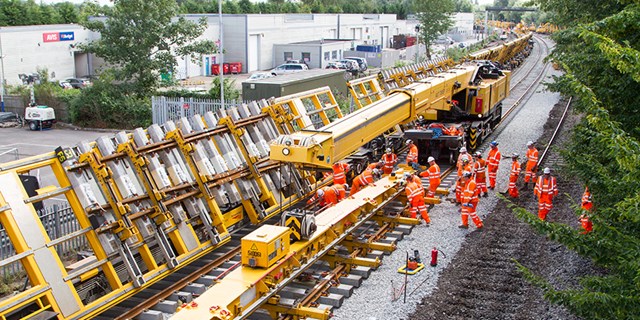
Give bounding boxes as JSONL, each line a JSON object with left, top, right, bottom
{"left": 0, "top": 34, "right": 531, "bottom": 320}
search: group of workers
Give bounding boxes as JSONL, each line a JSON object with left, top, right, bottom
{"left": 309, "top": 138, "right": 594, "bottom": 234}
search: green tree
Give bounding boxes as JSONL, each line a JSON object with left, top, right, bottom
{"left": 413, "top": 0, "right": 455, "bottom": 60}
{"left": 80, "top": 0, "right": 217, "bottom": 98}
{"left": 454, "top": 0, "right": 473, "bottom": 12}
{"left": 54, "top": 2, "right": 79, "bottom": 24}
{"left": 511, "top": 0, "right": 640, "bottom": 318}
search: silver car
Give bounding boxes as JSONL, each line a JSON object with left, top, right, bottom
{"left": 271, "top": 63, "right": 309, "bottom": 76}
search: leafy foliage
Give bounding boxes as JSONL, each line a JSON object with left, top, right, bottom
{"left": 412, "top": 0, "right": 455, "bottom": 60}
{"left": 80, "top": 0, "right": 216, "bottom": 98}
{"left": 512, "top": 0, "right": 640, "bottom": 317}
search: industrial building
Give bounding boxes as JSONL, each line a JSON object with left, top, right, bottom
{"left": 0, "top": 13, "right": 474, "bottom": 86}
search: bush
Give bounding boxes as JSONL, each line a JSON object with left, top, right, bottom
{"left": 69, "top": 79, "right": 151, "bottom": 129}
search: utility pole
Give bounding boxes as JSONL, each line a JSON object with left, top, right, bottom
{"left": 218, "top": 0, "right": 224, "bottom": 107}
{"left": 0, "top": 29, "right": 6, "bottom": 112}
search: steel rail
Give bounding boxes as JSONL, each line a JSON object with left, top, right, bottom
{"left": 538, "top": 97, "right": 573, "bottom": 166}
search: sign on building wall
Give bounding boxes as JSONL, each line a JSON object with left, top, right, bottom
{"left": 42, "top": 31, "right": 75, "bottom": 43}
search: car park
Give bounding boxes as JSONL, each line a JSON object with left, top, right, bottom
{"left": 247, "top": 72, "right": 274, "bottom": 81}
{"left": 64, "top": 77, "right": 92, "bottom": 89}
{"left": 344, "top": 57, "right": 368, "bottom": 71}
{"left": 271, "top": 63, "right": 309, "bottom": 75}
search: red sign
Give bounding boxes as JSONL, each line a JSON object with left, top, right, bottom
{"left": 183, "top": 103, "right": 190, "bottom": 110}
{"left": 43, "top": 32, "right": 59, "bottom": 42}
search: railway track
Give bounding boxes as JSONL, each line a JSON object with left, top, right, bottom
{"left": 95, "top": 36, "right": 552, "bottom": 320}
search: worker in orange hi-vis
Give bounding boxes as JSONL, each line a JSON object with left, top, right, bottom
{"left": 405, "top": 139, "right": 420, "bottom": 170}
{"left": 404, "top": 173, "right": 430, "bottom": 225}
{"left": 472, "top": 152, "right": 488, "bottom": 197}
{"left": 332, "top": 162, "right": 350, "bottom": 185}
{"left": 455, "top": 158, "right": 472, "bottom": 204}
{"left": 457, "top": 146, "right": 472, "bottom": 177}
{"left": 380, "top": 148, "right": 398, "bottom": 175}
{"left": 419, "top": 156, "right": 440, "bottom": 198}
{"left": 534, "top": 167, "right": 558, "bottom": 220}
{"left": 350, "top": 168, "right": 381, "bottom": 195}
{"left": 307, "top": 184, "right": 347, "bottom": 207}
{"left": 523, "top": 141, "right": 539, "bottom": 189}
{"left": 487, "top": 141, "right": 502, "bottom": 190}
{"left": 508, "top": 153, "right": 521, "bottom": 198}
{"left": 579, "top": 186, "right": 593, "bottom": 234}
{"left": 459, "top": 171, "right": 483, "bottom": 229}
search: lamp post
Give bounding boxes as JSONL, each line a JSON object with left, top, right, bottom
{"left": 0, "top": 29, "right": 5, "bottom": 112}
{"left": 218, "top": 0, "right": 224, "bottom": 107}
{"left": 415, "top": 25, "right": 420, "bottom": 63}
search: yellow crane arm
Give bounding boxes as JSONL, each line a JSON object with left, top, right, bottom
{"left": 270, "top": 65, "right": 479, "bottom": 168}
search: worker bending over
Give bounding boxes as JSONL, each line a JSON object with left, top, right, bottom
{"left": 534, "top": 167, "right": 558, "bottom": 220}
{"left": 307, "top": 184, "right": 347, "bottom": 208}
{"left": 523, "top": 141, "right": 538, "bottom": 189}
{"left": 381, "top": 148, "right": 398, "bottom": 175}
{"left": 459, "top": 171, "right": 483, "bottom": 229}
{"left": 420, "top": 156, "right": 440, "bottom": 198}
{"left": 404, "top": 173, "right": 430, "bottom": 225}
{"left": 508, "top": 153, "right": 521, "bottom": 198}
{"left": 487, "top": 141, "right": 501, "bottom": 190}
{"left": 406, "top": 139, "right": 420, "bottom": 170}
{"left": 351, "top": 168, "right": 381, "bottom": 195}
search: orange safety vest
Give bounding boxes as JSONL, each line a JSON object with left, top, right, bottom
{"left": 581, "top": 187, "right": 593, "bottom": 211}
{"left": 407, "top": 144, "right": 418, "bottom": 164}
{"left": 526, "top": 148, "right": 539, "bottom": 166}
{"left": 332, "top": 162, "right": 349, "bottom": 185}
{"left": 420, "top": 163, "right": 441, "bottom": 188}
{"left": 488, "top": 148, "right": 501, "bottom": 169}
{"left": 534, "top": 176, "right": 558, "bottom": 198}
{"left": 510, "top": 161, "right": 521, "bottom": 176}
{"left": 457, "top": 153, "right": 472, "bottom": 176}
{"left": 405, "top": 181, "right": 424, "bottom": 202}
{"left": 462, "top": 179, "right": 478, "bottom": 205}
{"left": 382, "top": 153, "right": 398, "bottom": 170}
{"left": 473, "top": 158, "right": 487, "bottom": 180}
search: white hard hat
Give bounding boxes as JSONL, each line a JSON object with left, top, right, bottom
{"left": 428, "top": 156, "right": 435, "bottom": 162}
{"left": 543, "top": 167, "right": 551, "bottom": 174}
{"left": 406, "top": 139, "right": 413, "bottom": 145}
{"left": 460, "top": 147, "right": 467, "bottom": 153}
{"left": 512, "top": 153, "right": 519, "bottom": 158}
{"left": 317, "top": 189, "right": 325, "bottom": 197}
{"left": 462, "top": 171, "right": 472, "bottom": 178}
{"left": 527, "top": 141, "right": 534, "bottom": 146}
{"left": 403, "top": 172, "right": 411, "bottom": 179}
{"left": 386, "top": 148, "right": 392, "bottom": 153}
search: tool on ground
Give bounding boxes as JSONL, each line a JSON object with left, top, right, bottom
{"left": 398, "top": 249, "right": 425, "bottom": 275}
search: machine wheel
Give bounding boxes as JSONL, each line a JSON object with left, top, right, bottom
{"left": 28, "top": 121, "right": 39, "bottom": 131}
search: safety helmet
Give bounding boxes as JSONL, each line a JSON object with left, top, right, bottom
{"left": 386, "top": 148, "right": 392, "bottom": 153}
{"left": 474, "top": 152, "right": 482, "bottom": 158}
{"left": 512, "top": 153, "right": 519, "bottom": 158}
{"left": 462, "top": 158, "right": 469, "bottom": 163}
{"left": 372, "top": 168, "right": 382, "bottom": 178}
{"left": 428, "top": 156, "right": 435, "bottom": 162}
{"left": 406, "top": 139, "right": 413, "bottom": 145}
{"left": 490, "top": 141, "right": 498, "bottom": 147}
{"left": 527, "top": 141, "right": 534, "bottom": 147}
{"left": 543, "top": 167, "right": 551, "bottom": 174}
{"left": 460, "top": 147, "right": 467, "bottom": 153}
{"left": 317, "top": 189, "right": 325, "bottom": 197}
{"left": 343, "top": 183, "right": 349, "bottom": 190}
{"left": 462, "top": 171, "right": 472, "bottom": 178}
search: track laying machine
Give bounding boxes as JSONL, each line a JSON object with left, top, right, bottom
{"left": 0, "top": 34, "right": 530, "bottom": 320}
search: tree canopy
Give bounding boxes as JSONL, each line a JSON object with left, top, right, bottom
{"left": 413, "top": 0, "right": 455, "bottom": 60}
{"left": 513, "top": 0, "right": 640, "bottom": 318}
{"left": 80, "top": 0, "right": 216, "bottom": 97}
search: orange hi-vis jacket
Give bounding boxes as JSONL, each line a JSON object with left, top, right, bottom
{"left": 351, "top": 169, "right": 374, "bottom": 195}
{"left": 308, "top": 184, "right": 346, "bottom": 207}
{"left": 332, "top": 162, "right": 349, "bottom": 185}
{"left": 381, "top": 153, "right": 398, "bottom": 174}
{"left": 488, "top": 148, "right": 501, "bottom": 171}
{"left": 420, "top": 163, "right": 440, "bottom": 193}
{"left": 462, "top": 179, "right": 479, "bottom": 207}
{"left": 526, "top": 148, "right": 539, "bottom": 167}
{"left": 457, "top": 153, "right": 472, "bottom": 176}
{"left": 534, "top": 176, "right": 558, "bottom": 199}
{"left": 407, "top": 144, "right": 419, "bottom": 164}
{"left": 473, "top": 158, "right": 487, "bottom": 180}
{"left": 510, "top": 160, "right": 521, "bottom": 177}
{"left": 405, "top": 180, "right": 425, "bottom": 203}
{"left": 581, "top": 187, "right": 593, "bottom": 211}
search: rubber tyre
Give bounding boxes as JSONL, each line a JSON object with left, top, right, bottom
{"left": 29, "top": 121, "right": 38, "bottom": 131}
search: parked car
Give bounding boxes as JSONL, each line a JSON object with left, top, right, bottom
{"left": 271, "top": 63, "right": 309, "bottom": 76}
{"left": 335, "top": 59, "right": 359, "bottom": 72}
{"left": 344, "top": 57, "right": 368, "bottom": 71}
{"left": 59, "top": 81, "right": 73, "bottom": 89}
{"left": 458, "top": 42, "right": 467, "bottom": 48}
{"left": 325, "top": 61, "right": 348, "bottom": 69}
{"left": 247, "top": 72, "right": 274, "bottom": 81}
{"left": 64, "top": 78, "right": 91, "bottom": 89}
{"left": 434, "top": 35, "right": 454, "bottom": 45}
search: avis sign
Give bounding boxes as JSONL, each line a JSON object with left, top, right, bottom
{"left": 43, "top": 31, "right": 75, "bottom": 43}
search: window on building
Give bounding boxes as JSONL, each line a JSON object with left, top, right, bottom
{"left": 332, "top": 50, "right": 338, "bottom": 59}
{"left": 324, "top": 52, "right": 330, "bottom": 61}
{"left": 284, "top": 52, "right": 293, "bottom": 62}
{"left": 301, "top": 52, "right": 311, "bottom": 63}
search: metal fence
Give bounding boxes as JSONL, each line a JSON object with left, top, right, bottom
{"left": 151, "top": 96, "right": 249, "bottom": 124}
{"left": 1, "top": 203, "right": 86, "bottom": 277}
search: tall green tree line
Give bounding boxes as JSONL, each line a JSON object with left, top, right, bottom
{"left": 512, "top": 0, "right": 640, "bottom": 318}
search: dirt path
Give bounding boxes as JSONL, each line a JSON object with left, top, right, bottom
{"left": 412, "top": 99, "right": 601, "bottom": 320}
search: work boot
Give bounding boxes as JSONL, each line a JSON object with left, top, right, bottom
{"left": 482, "top": 193, "right": 488, "bottom": 198}
{"left": 489, "top": 186, "right": 495, "bottom": 190}
{"left": 458, "top": 224, "right": 469, "bottom": 229}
